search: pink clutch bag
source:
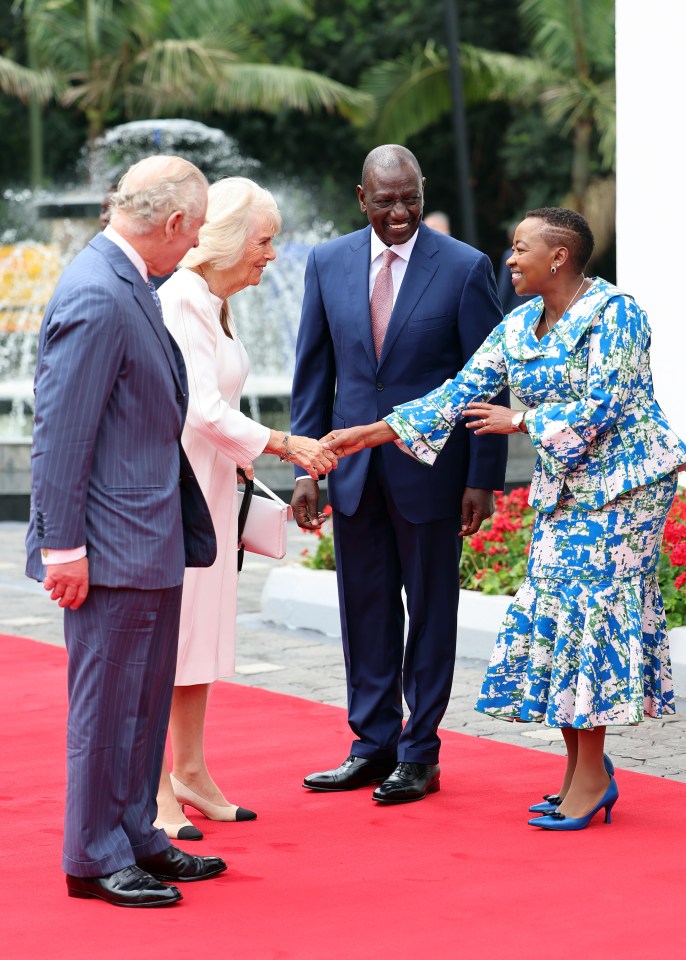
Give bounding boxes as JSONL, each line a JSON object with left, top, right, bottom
{"left": 236, "top": 475, "right": 292, "bottom": 560}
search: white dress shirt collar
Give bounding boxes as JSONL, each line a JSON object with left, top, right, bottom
{"left": 103, "top": 224, "right": 148, "bottom": 281}
{"left": 369, "top": 227, "right": 419, "bottom": 265}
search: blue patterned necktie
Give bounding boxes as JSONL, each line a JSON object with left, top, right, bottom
{"left": 146, "top": 279, "right": 163, "bottom": 318}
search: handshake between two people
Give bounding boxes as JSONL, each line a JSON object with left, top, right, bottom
{"left": 282, "top": 421, "right": 398, "bottom": 482}
{"left": 290, "top": 402, "right": 513, "bottom": 480}
{"left": 314, "top": 402, "right": 519, "bottom": 460}
{"left": 289, "top": 421, "right": 398, "bottom": 531}
{"left": 291, "top": 403, "right": 510, "bottom": 532}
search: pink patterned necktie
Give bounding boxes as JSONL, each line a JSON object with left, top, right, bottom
{"left": 370, "top": 249, "right": 397, "bottom": 360}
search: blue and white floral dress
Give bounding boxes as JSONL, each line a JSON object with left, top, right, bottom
{"left": 386, "top": 279, "right": 686, "bottom": 728}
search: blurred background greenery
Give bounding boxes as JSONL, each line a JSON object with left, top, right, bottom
{"left": 0, "top": 0, "right": 616, "bottom": 273}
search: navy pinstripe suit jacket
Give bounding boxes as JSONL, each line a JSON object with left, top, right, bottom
{"left": 25, "top": 232, "right": 215, "bottom": 586}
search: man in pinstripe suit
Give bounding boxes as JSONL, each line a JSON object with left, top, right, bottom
{"left": 26, "top": 156, "right": 226, "bottom": 908}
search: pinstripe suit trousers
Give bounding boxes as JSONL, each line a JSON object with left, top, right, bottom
{"left": 61, "top": 585, "right": 182, "bottom": 877}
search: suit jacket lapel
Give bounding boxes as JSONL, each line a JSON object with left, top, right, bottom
{"left": 378, "top": 224, "right": 438, "bottom": 367}
{"left": 132, "top": 281, "right": 184, "bottom": 393}
{"left": 343, "top": 227, "right": 378, "bottom": 372}
{"left": 90, "top": 234, "right": 183, "bottom": 393}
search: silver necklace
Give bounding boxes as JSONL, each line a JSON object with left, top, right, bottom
{"left": 543, "top": 276, "right": 586, "bottom": 333}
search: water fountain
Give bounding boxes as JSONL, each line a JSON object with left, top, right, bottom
{"left": 0, "top": 118, "right": 337, "bottom": 517}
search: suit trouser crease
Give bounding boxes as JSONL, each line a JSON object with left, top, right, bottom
{"left": 62, "top": 584, "right": 182, "bottom": 877}
{"left": 333, "top": 450, "right": 461, "bottom": 764}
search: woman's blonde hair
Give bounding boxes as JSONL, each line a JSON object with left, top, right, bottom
{"left": 181, "top": 176, "right": 281, "bottom": 271}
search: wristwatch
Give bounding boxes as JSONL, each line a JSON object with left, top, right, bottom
{"left": 511, "top": 411, "right": 527, "bottom": 433}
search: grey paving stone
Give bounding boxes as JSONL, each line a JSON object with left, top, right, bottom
{"left": 3, "top": 519, "right": 684, "bottom": 780}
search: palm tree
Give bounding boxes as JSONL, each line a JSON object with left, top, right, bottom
{"left": 0, "top": 55, "right": 53, "bottom": 102}
{"left": 2, "top": 0, "right": 60, "bottom": 187}
{"left": 23, "top": 0, "right": 373, "bottom": 149}
{"left": 359, "top": 0, "right": 615, "bottom": 250}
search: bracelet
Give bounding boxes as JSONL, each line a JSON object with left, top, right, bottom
{"left": 280, "top": 434, "right": 293, "bottom": 462}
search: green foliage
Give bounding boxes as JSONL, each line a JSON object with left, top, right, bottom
{"left": 300, "top": 506, "right": 335, "bottom": 570}
{"left": 11, "top": 0, "right": 372, "bottom": 147}
{"left": 231, "top": 0, "right": 527, "bottom": 244}
{"left": 459, "top": 488, "right": 534, "bottom": 595}
{"left": 357, "top": 0, "right": 616, "bottom": 248}
{"left": 0, "top": 0, "right": 617, "bottom": 269}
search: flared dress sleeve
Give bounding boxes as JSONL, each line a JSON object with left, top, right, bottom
{"left": 385, "top": 321, "right": 509, "bottom": 464}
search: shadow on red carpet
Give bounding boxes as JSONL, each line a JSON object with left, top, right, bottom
{"left": 2, "top": 632, "right": 684, "bottom": 960}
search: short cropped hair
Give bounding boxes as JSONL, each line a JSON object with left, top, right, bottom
{"left": 181, "top": 177, "right": 281, "bottom": 271}
{"left": 526, "top": 207, "right": 595, "bottom": 272}
{"left": 109, "top": 155, "right": 208, "bottom": 234}
{"left": 361, "top": 145, "right": 423, "bottom": 191}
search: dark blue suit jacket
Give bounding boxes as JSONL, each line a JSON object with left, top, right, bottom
{"left": 26, "top": 233, "right": 215, "bottom": 586}
{"left": 291, "top": 223, "right": 508, "bottom": 522}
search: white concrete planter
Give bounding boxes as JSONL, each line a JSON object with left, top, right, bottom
{"left": 261, "top": 565, "right": 686, "bottom": 696}
{"left": 670, "top": 627, "right": 686, "bottom": 696}
{"left": 261, "top": 565, "right": 342, "bottom": 638}
{"left": 261, "top": 565, "right": 512, "bottom": 659}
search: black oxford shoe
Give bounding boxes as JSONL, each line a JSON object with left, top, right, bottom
{"left": 303, "top": 755, "right": 397, "bottom": 792}
{"left": 66, "top": 865, "right": 182, "bottom": 907}
{"left": 137, "top": 844, "right": 227, "bottom": 882}
{"left": 372, "top": 762, "right": 441, "bottom": 804}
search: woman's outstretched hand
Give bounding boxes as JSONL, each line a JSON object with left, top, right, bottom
{"left": 264, "top": 431, "right": 337, "bottom": 478}
{"left": 287, "top": 435, "right": 338, "bottom": 478}
{"left": 321, "top": 421, "right": 397, "bottom": 458}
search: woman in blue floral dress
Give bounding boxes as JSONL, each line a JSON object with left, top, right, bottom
{"left": 322, "top": 208, "right": 686, "bottom": 831}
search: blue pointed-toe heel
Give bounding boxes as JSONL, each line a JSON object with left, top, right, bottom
{"left": 528, "top": 776, "right": 618, "bottom": 831}
{"left": 528, "top": 753, "right": 615, "bottom": 814}
{"left": 529, "top": 793, "right": 562, "bottom": 815}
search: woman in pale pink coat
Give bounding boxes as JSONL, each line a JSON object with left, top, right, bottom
{"left": 156, "top": 178, "right": 335, "bottom": 839}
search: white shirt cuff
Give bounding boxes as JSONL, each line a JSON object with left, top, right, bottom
{"left": 41, "top": 546, "right": 87, "bottom": 565}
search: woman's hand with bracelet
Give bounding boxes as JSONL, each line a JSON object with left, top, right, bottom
{"left": 266, "top": 431, "right": 338, "bottom": 478}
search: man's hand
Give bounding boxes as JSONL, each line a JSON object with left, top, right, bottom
{"left": 43, "top": 557, "right": 89, "bottom": 610}
{"left": 459, "top": 487, "right": 495, "bottom": 537}
{"left": 291, "top": 478, "right": 327, "bottom": 530}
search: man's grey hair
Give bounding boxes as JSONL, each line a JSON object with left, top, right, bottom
{"left": 109, "top": 155, "right": 208, "bottom": 235}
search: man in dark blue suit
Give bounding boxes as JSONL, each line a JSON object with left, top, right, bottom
{"left": 292, "top": 145, "right": 508, "bottom": 803}
{"left": 26, "top": 156, "right": 226, "bottom": 907}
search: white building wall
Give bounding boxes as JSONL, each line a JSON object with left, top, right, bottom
{"left": 616, "top": 1, "right": 686, "bottom": 442}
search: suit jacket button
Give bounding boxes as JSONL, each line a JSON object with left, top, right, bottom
{"left": 176, "top": 391, "right": 185, "bottom": 403}
{"left": 376, "top": 382, "right": 384, "bottom": 391}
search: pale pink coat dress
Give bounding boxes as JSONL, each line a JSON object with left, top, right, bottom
{"left": 159, "top": 269, "right": 270, "bottom": 684}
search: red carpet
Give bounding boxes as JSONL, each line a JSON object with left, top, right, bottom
{"left": 2, "top": 632, "right": 685, "bottom": 960}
